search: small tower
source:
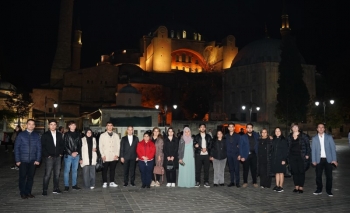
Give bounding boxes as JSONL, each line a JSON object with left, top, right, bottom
{"left": 280, "top": 0, "right": 291, "bottom": 37}
{"left": 71, "top": 18, "right": 82, "bottom": 71}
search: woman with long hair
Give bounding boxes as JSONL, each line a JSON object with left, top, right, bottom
{"left": 163, "top": 127, "right": 179, "bottom": 187}
{"left": 136, "top": 132, "right": 156, "bottom": 188}
{"left": 271, "top": 127, "right": 288, "bottom": 192}
{"left": 210, "top": 130, "right": 227, "bottom": 186}
{"left": 257, "top": 128, "right": 272, "bottom": 188}
{"left": 178, "top": 127, "right": 195, "bottom": 187}
{"left": 287, "top": 123, "right": 311, "bottom": 193}
{"left": 80, "top": 129, "right": 97, "bottom": 189}
{"left": 150, "top": 127, "right": 164, "bottom": 187}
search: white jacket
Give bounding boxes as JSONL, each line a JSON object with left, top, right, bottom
{"left": 80, "top": 137, "right": 97, "bottom": 167}
{"left": 99, "top": 131, "right": 120, "bottom": 162}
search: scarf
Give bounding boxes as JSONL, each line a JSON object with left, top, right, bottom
{"left": 183, "top": 127, "right": 192, "bottom": 144}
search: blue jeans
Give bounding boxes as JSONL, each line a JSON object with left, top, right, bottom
{"left": 64, "top": 155, "right": 79, "bottom": 187}
{"left": 139, "top": 160, "right": 154, "bottom": 186}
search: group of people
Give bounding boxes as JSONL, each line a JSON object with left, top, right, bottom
{"left": 14, "top": 119, "right": 338, "bottom": 199}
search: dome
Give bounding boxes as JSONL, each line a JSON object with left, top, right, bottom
{"left": 118, "top": 84, "right": 140, "bottom": 94}
{"left": 0, "top": 80, "right": 16, "bottom": 91}
{"left": 231, "top": 38, "right": 306, "bottom": 68}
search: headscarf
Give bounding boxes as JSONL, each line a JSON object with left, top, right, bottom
{"left": 182, "top": 127, "right": 192, "bottom": 144}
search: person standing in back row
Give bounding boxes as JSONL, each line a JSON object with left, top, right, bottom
{"left": 99, "top": 122, "right": 121, "bottom": 188}
{"left": 120, "top": 126, "right": 139, "bottom": 187}
{"left": 194, "top": 123, "right": 212, "bottom": 188}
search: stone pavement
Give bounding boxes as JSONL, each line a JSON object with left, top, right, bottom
{"left": 0, "top": 138, "right": 349, "bottom": 213}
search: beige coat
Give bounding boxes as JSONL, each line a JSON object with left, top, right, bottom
{"left": 80, "top": 137, "right": 97, "bottom": 167}
{"left": 99, "top": 132, "right": 121, "bottom": 162}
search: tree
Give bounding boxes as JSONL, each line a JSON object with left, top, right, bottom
{"left": 275, "top": 35, "right": 310, "bottom": 125}
{"left": 5, "top": 91, "right": 32, "bottom": 125}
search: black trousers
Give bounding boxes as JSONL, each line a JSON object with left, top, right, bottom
{"left": 289, "top": 155, "right": 305, "bottom": 187}
{"left": 19, "top": 162, "right": 36, "bottom": 196}
{"left": 243, "top": 153, "right": 257, "bottom": 184}
{"left": 102, "top": 161, "right": 117, "bottom": 183}
{"left": 195, "top": 155, "right": 210, "bottom": 183}
{"left": 316, "top": 158, "right": 333, "bottom": 193}
{"left": 123, "top": 159, "right": 136, "bottom": 184}
{"left": 227, "top": 154, "right": 240, "bottom": 184}
{"left": 258, "top": 160, "right": 271, "bottom": 188}
{"left": 166, "top": 169, "right": 176, "bottom": 183}
{"left": 43, "top": 156, "right": 62, "bottom": 191}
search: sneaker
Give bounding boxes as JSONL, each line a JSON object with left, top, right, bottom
{"left": 42, "top": 191, "right": 48, "bottom": 196}
{"left": 327, "top": 192, "right": 333, "bottom": 197}
{"left": 273, "top": 186, "right": 278, "bottom": 191}
{"left": 155, "top": 181, "right": 160, "bottom": 187}
{"left": 109, "top": 182, "right": 118, "bottom": 187}
{"left": 90, "top": 186, "right": 94, "bottom": 189}
{"left": 313, "top": 190, "right": 322, "bottom": 195}
{"left": 227, "top": 183, "right": 235, "bottom": 187}
{"left": 10, "top": 166, "right": 15, "bottom": 169}
{"left": 150, "top": 181, "right": 156, "bottom": 187}
{"left": 195, "top": 182, "right": 200, "bottom": 187}
{"left": 253, "top": 183, "right": 258, "bottom": 188}
{"left": 53, "top": 188, "right": 61, "bottom": 194}
{"left": 102, "top": 182, "right": 108, "bottom": 188}
{"left": 14, "top": 167, "right": 19, "bottom": 170}
{"left": 72, "top": 185, "right": 81, "bottom": 190}
{"left": 261, "top": 186, "right": 265, "bottom": 188}
{"left": 204, "top": 182, "right": 210, "bottom": 188}
{"left": 277, "top": 187, "right": 284, "bottom": 192}
{"left": 166, "top": 183, "right": 171, "bottom": 187}
{"left": 171, "top": 183, "right": 175, "bottom": 187}
{"left": 130, "top": 183, "right": 135, "bottom": 187}
{"left": 242, "top": 183, "right": 248, "bottom": 188}
{"left": 64, "top": 187, "right": 69, "bottom": 192}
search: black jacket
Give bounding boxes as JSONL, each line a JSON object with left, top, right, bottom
{"left": 63, "top": 131, "right": 82, "bottom": 160}
{"left": 210, "top": 138, "right": 227, "bottom": 160}
{"left": 41, "top": 131, "right": 64, "bottom": 158}
{"left": 193, "top": 133, "right": 212, "bottom": 155}
{"left": 163, "top": 136, "right": 179, "bottom": 169}
{"left": 287, "top": 132, "right": 311, "bottom": 171}
{"left": 120, "top": 135, "right": 139, "bottom": 160}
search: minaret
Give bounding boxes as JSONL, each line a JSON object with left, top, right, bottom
{"left": 50, "top": 0, "right": 74, "bottom": 88}
{"left": 280, "top": 0, "right": 291, "bottom": 37}
{"left": 71, "top": 18, "right": 82, "bottom": 71}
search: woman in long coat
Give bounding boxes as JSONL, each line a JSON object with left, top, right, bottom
{"left": 163, "top": 127, "right": 179, "bottom": 187}
{"left": 178, "top": 127, "right": 195, "bottom": 187}
{"left": 151, "top": 127, "right": 164, "bottom": 187}
{"left": 257, "top": 128, "right": 272, "bottom": 188}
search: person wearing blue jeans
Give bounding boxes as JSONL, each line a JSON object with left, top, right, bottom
{"left": 63, "top": 121, "right": 82, "bottom": 192}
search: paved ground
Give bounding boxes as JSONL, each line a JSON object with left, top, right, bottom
{"left": 0, "top": 138, "right": 349, "bottom": 213}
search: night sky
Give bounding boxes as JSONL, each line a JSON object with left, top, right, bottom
{"left": 0, "top": 0, "right": 348, "bottom": 92}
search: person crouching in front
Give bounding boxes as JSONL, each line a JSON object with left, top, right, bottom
{"left": 136, "top": 132, "right": 156, "bottom": 188}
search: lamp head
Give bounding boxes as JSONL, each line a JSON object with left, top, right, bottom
{"left": 330, "top": 100, "right": 334, "bottom": 104}
{"left": 315, "top": 101, "right": 320, "bottom": 106}
{"left": 242, "top": 106, "right": 246, "bottom": 110}
{"left": 155, "top": 105, "right": 159, "bottom": 109}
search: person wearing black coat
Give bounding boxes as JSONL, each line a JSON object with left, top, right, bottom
{"left": 41, "top": 119, "right": 64, "bottom": 195}
{"left": 210, "top": 130, "right": 227, "bottom": 187}
{"left": 120, "top": 126, "right": 139, "bottom": 187}
{"left": 257, "top": 128, "right": 272, "bottom": 188}
{"left": 270, "top": 127, "right": 288, "bottom": 192}
{"left": 163, "top": 127, "right": 179, "bottom": 187}
{"left": 287, "top": 123, "right": 311, "bottom": 193}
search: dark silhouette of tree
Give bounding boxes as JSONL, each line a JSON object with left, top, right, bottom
{"left": 5, "top": 91, "right": 32, "bottom": 125}
{"left": 275, "top": 35, "right": 310, "bottom": 125}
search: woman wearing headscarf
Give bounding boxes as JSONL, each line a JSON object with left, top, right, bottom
{"left": 178, "top": 127, "right": 195, "bottom": 187}
{"left": 287, "top": 123, "right": 311, "bottom": 193}
{"left": 257, "top": 128, "right": 272, "bottom": 188}
{"left": 136, "top": 132, "right": 156, "bottom": 188}
{"left": 270, "top": 127, "right": 288, "bottom": 192}
{"left": 163, "top": 127, "right": 179, "bottom": 187}
{"left": 80, "top": 129, "right": 97, "bottom": 189}
{"left": 150, "top": 127, "right": 164, "bottom": 187}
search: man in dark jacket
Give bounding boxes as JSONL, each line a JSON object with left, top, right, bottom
{"left": 14, "top": 119, "right": 41, "bottom": 199}
{"left": 225, "top": 123, "right": 241, "bottom": 188}
{"left": 120, "top": 126, "right": 139, "bottom": 187}
{"left": 63, "top": 121, "right": 82, "bottom": 192}
{"left": 193, "top": 123, "right": 212, "bottom": 188}
{"left": 239, "top": 123, "right": 259, "bottom": 188}
{"left": 41, "top": 119, "right": 64, "bottom": 196}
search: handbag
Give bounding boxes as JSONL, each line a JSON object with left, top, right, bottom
{"left": 167, "top": 160, "right": 174, "bottom": 171}
{"left": 153, "top": 165, "right": 164, "bottom": 175}
{"left": 95, "top": 156, "right": 104, "bottom": 172}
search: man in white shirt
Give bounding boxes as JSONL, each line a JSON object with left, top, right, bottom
{"left": 311, "top": 123, "right": 337, "bottom": 197}
{"left": 120, "top": 126, "right": 139, "bottom": 187}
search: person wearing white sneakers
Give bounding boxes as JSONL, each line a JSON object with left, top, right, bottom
{"left": 99, "top": 122, "right": 121, "bottom": 188}
{"left": 80, "top": 129, "right": 97, "bottom": 190}
{"left": 150, "top": 127, "right": 163, "bottom": 187}
{"left": 163, "top": 128, "right": 179, "bottom": 187}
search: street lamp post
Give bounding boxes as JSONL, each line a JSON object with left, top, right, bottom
{"left": 155, "top": 104, "right": 177, "bottom": 126}
{"left": 315, "top": 99, "right": 334, "bottom": 124}
{"left": 242, "top": 102, "right": 260, "bottom": 122}
{"left": 44, "top": 96, "right": 58, "bottom": 132}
